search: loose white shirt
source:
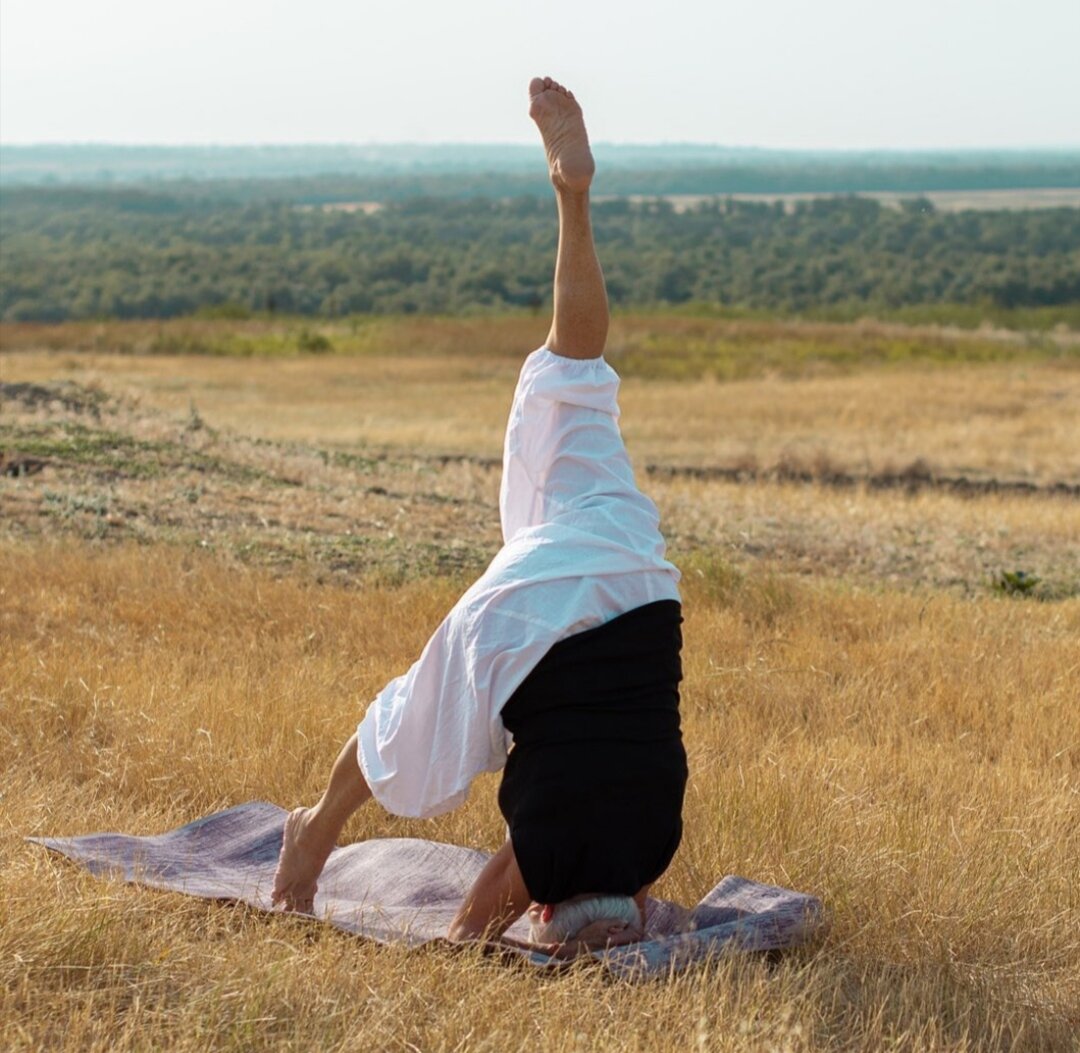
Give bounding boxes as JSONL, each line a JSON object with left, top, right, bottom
{"left": 356, "top": 348, "right": 681, "bottom": 818}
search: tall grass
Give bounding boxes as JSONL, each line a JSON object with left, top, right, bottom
{"left": 3, "top": 541, "right": 1077, "bottom": 1051}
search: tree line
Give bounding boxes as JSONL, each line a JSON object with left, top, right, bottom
{"left": 2, "top": 187, "right": 1078, "bottom": 321}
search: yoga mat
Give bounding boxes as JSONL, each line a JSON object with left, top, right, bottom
{"left": 31, "top": 801, "right": 825, "bottom": 979}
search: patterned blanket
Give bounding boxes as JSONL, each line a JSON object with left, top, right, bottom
{"left": 31, "top": 801, "right": 825, "bottom": 979}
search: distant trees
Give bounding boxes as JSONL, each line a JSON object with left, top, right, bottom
{"left": 1, "top": 187, "right": 1078, "bottom": 322}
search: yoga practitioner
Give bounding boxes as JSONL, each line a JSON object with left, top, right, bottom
{"left": 272, "top": 77, "right": 687, "bottom": 956}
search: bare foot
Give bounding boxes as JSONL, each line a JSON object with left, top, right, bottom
{"left": 528, "top": 76, "right": 595, "bottom": 195}
{"left": 271, "top": 806, "right": 334, "bottom": 914}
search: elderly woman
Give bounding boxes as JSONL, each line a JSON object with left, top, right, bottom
{"left": 272, "top": 77, "right": 687, "bottom": 955}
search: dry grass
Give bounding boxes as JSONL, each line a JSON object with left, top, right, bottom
{"left": 2, "top": 543, "right": 1078, "bottom": 1051}
{"left": 3, "top": 367, "right": 1078, "bottom": 595}
{"left": 2, "top": 318, "right": 1079, "bottom": 1050}
{"left": 655, "top": 477, "right": 1080, "bottom": 597}
{"left": 3, "top": 345, "right": 1078, "bottom": 485}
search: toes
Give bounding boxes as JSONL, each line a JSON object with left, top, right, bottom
{"left": 271, "top": 886, "right": 316, "bottom": 914}
{"left": 530, "top": 76, "right": 576, "bottom": 102}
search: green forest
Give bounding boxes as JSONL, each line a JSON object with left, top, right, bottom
{"left": 2, "top": 185, "right": 1079, "bottom": 322}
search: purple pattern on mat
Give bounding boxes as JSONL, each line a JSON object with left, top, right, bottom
{"left": 30, "top": 801, "right": 826, "bottom": 978}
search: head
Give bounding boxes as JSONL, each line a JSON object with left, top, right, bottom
{"left": 527, "top": 894, "right": 643, "bottom": 951}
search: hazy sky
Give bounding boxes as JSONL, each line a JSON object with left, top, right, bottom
{"left": 3, "top": 0, "right": 1079, "bottom": 149}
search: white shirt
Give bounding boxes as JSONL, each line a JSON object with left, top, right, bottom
{"left": 356, "top": 348, "right": 681, "bottom": 818}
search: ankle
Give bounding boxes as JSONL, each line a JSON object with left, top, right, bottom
{"left": 555, "top": 186, "right": 591, "bottom": 206}
{"left": 303, "top": 803, "right": 342, "bottom": 849}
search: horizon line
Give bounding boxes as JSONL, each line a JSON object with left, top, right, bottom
{"left": 4, "top": 140, "right": 1080, "bottom": 155}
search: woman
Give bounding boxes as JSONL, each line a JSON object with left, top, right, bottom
{"left": 272, "top": 77, "right": 687, "bottom": 956}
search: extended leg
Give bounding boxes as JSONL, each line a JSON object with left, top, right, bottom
{"left": 271, "top": 732, "right": 372, "bottom": 912}
{"left": 529, "top": 77, "right": 608, "bottom": 360}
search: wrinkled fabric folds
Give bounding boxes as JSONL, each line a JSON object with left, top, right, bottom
{"left": 357, "top": 349, "right": 681, "bottom": 819}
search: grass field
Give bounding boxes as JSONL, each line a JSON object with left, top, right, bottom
{"left": 598, "top": 187, "right": 1080, "bottom": 213}
{"left": 2, "top": 314, "right": 1079, "bottom": 1051}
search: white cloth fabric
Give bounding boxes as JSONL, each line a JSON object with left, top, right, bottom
{"left": 356, "top": 348, "right": 681, "bottom": 818}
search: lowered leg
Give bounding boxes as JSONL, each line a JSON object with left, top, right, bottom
{"left": 271, "top": 732, "right": 372, "bottom": 913}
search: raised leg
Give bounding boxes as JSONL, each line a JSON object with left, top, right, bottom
{"left": 271, "top": 732, "right": 372, "bottom": 912}
{"left": 529, "top": 77, "right": 608, "bottom": 360}
{"left": 275, "top": 77, "right": 609, "bottom": 922}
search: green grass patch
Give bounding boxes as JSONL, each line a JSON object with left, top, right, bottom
{"left": 5, "top": 312, "right": 1077, "bottom": 382}
{"left": 0, "top": 421, "right": 281, "bottom": 485}
{"left": 668, "top": 301, "right": 1080, "bottom": 332}
{"left": 608, "top": 327, "right": 1075, "bottom": 382}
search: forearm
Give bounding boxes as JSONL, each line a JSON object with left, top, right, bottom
{"left": 447, "top": 839, "right": 531, "bottom": 943}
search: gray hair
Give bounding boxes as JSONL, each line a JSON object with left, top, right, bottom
{"left": 529, "top": 894, "right": 640, "bottom": 945}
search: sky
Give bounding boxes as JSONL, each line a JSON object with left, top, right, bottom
{"left": 2, "top": 0, "right": 1079, "bottom": 149}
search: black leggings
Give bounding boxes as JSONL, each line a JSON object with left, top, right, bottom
{"left": 498, "top": 600, "right": 687, "bottom": 904}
